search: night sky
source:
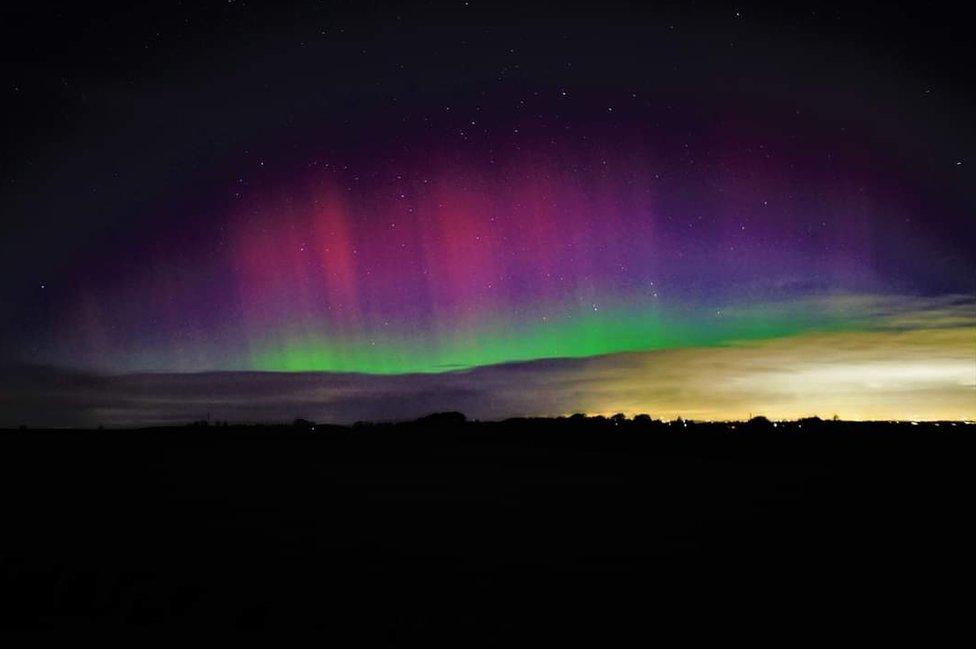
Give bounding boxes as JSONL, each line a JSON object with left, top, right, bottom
{"left": 1, "top": 1, "right": 973, "bottom": 425}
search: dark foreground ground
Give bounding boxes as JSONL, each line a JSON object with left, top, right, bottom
{"left": 1, "top": 416, "right": 973, "bottom": 639}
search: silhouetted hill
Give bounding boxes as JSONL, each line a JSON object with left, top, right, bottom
{"left": 1, "top": 417, "right": 972, "bottom": 639}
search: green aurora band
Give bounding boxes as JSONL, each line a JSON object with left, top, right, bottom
{"left": 246, "top": 297, "right": 868, "bottom": 374}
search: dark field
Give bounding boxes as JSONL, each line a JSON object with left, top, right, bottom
{"left": 1, "top": 416, "right": 972, "bottom": 639}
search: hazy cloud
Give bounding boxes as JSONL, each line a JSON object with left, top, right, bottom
{"left": 2, "top": 294, "right": 973, "bottom": 427}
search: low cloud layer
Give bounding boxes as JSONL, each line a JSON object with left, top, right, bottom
{"left": 3, "top": 295, "right": 973, "bottom": 427}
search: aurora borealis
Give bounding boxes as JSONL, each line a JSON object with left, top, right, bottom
{"left": 59, "top": 141, "right": 906, "bottom": 375}
{"left": 1, "top": 2, "right": 973, "bottom": 424}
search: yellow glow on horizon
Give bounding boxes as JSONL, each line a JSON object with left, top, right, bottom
{"left": 542, "top": 325, "right": 975, "bottom": 422}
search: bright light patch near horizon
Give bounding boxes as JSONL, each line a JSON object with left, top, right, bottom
{"left": 565, "top": 316, "right": 975, "bottom": 422}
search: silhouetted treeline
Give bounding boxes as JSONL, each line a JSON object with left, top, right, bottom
{"left": 8, "top": 411, "right": 967, "bottom": 439}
